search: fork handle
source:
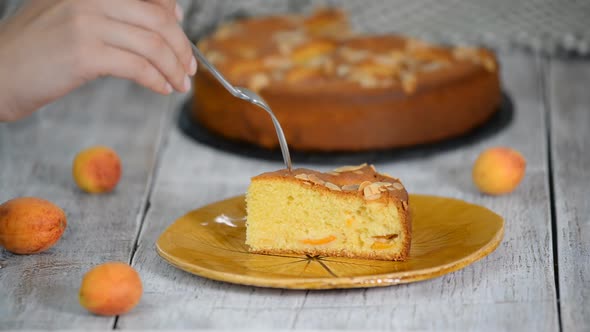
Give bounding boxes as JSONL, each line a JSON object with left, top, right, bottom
{"left": 190, "top": 43, "right": 240, "bottom": 97}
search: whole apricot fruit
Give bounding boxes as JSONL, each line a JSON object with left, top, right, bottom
{"left": 72, "top": 146, "right": 121, "bottom": 193}
{"left": 472, "top": 147, "right": 526, "bottom": 195}
{"left": 0, "top": 197, "right": 67, "bottom": 254}
{"left": 79, "top": 262, "right": 143, "bottom": 316}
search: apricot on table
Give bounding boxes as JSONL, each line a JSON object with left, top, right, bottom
{"left": 72, "top": 146, "right": 121, "bottom": 193}
{"left": 79, "top": 262, "right": 142, "bottom": 316}
{"left": 472, "top": 147, "right": 527, "bottom": 195}
{"left": 0, "top": 197, "right": 67, "bottom": 254}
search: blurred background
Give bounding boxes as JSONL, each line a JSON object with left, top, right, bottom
{"left": 180, "top": 0, "right": 590, "bottom": 57}
{"left": 2, "top": 0, "right": 589, "bottom": 57}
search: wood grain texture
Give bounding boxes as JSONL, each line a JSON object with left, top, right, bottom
{"left": 548, "top": 59, "right": 590, "bottom": 332}
{"left": 118, "top": 53, "right": 558, "bottom": 331}
{"left": 0, "top": 79, "right": 171, "bottom": 329}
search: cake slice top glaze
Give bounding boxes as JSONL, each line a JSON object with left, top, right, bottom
{"left": 253, "top": 164, "right": 409, "bottom": 204}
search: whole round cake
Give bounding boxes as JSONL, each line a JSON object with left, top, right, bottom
{"left": 193, "top": 9, "right": 501, "bottom": 152}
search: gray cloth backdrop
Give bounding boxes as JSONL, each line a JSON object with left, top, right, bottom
{"left": 182, "top": 0, "right": 590, "bottom": 57}
{"left": 2, "top": 0, "right": 589, "bottom": 57}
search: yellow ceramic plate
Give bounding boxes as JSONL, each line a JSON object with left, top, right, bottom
{"left": 156, "top": 194, "right": 503, "bottom": 289}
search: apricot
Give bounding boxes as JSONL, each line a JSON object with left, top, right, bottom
{"left": 0, "top": 197, "right": 67, "bottom": 254}
{"left": 72, "top": 146, "right": 121, "bottom": 193}
{"left": 300, "top": 235, "right": 337, "bottom": 245}
{"left": 79, "top": 262, "right": 142, "bottom": 316}
{"left": 472, "top": 147, "right": 526, "bottom": 195}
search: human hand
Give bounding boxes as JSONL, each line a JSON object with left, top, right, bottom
{"left": 0, "top": 0, "right": 196, "bottom": 122}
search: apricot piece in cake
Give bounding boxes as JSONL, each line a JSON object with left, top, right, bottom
{"left": 246, "top": 164, "right": 411, "bottom": 261}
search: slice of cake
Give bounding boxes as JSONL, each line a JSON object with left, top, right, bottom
{"left": 246, "top": 164, "right": 411, "bottom": 261}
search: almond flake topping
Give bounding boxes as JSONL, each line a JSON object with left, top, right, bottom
{"left": 324, "top": 182, "right": 342, "bottom": 191}
{"left": 363, "top": 183, "right": 382, "bottom": 197}
{"left": 400, "top": 71, "right": 417, "bottom": 94}
{"left": 453, "top": 46, "right": 480, "bottom": 60}
{"left": 421, "top": 62, "right": 446, "bottom": 72}
{"left": 341, "top": 184, "right": 360, "bottom": 191}
{"left": 213, "top": 23, "right": 238, "bottom": 40}
{"left": 339, "top": 47, "right": 369, "bottom": 63}
{"left": 453, "top": 46, "right": 495, "bottom": 71}
{"left": 357, "top": 74, "right": 378, "bottom": 88}
{"left": 333, "top": 163, "right": 367, "bottom": 173}
{"left": 336, "top": 65, "right": 350, "bottom": 77}
{"left": 295, "top": 173, "right": 309, "bottom": 181}
{"left": 392, "top": 182, "right": 405, "bottom": 190}
{"left": 481, "top": 56, "right": 496, "bottom": 72}
{"left": 373, "top": 182, "right": 393, "bottom": 187}
{"left": 374, "top": 55, "right": 399, "bottom": 67}
{"left": 264, "top": 56, "right": 293, "bottom": 69}
{"left": 307, "top": 174, "right": 325, "bottom": 185}
{"left": 358, "top": 181, "right": 372, "bottom": 191}
{"left": 273, "top": 30, "right": 307, "bottom": 52}
{"left": 271, "top": 70, "right": 285, "bottom": 81}
{"left": 365, "top": 193, "right": 382, "bottom": 201}
{"left": 248, "top": 73, "right": 270, "bottom": 91}
{"left": 273, "top": 30, "right": 307, "bottom": 45}
{"left": 205, "top": 51, "right": 227, "bottom": 64}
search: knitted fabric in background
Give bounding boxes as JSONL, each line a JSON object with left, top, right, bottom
{"left": 183, "top": 0, "right": 590, "bottom": 57}
{"left": 1, "top": 0, "right": 588, "bottom": 56}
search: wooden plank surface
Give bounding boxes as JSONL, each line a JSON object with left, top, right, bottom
{"left": 0, "top": 79, "right": 171, "bottom": 329}
{"left": 548, "top": 59, "right": 590, "bottom": 332}
{"left": 118, "top": 52, "right": 559, "bottom": 331}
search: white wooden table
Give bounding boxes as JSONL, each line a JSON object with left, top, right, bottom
{"left": 0, "top": 52, "right": 588, "bottom": 331}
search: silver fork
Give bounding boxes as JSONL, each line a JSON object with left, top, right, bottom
{"left": 190, "top": 43, "right": 293, "bottom": 171}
